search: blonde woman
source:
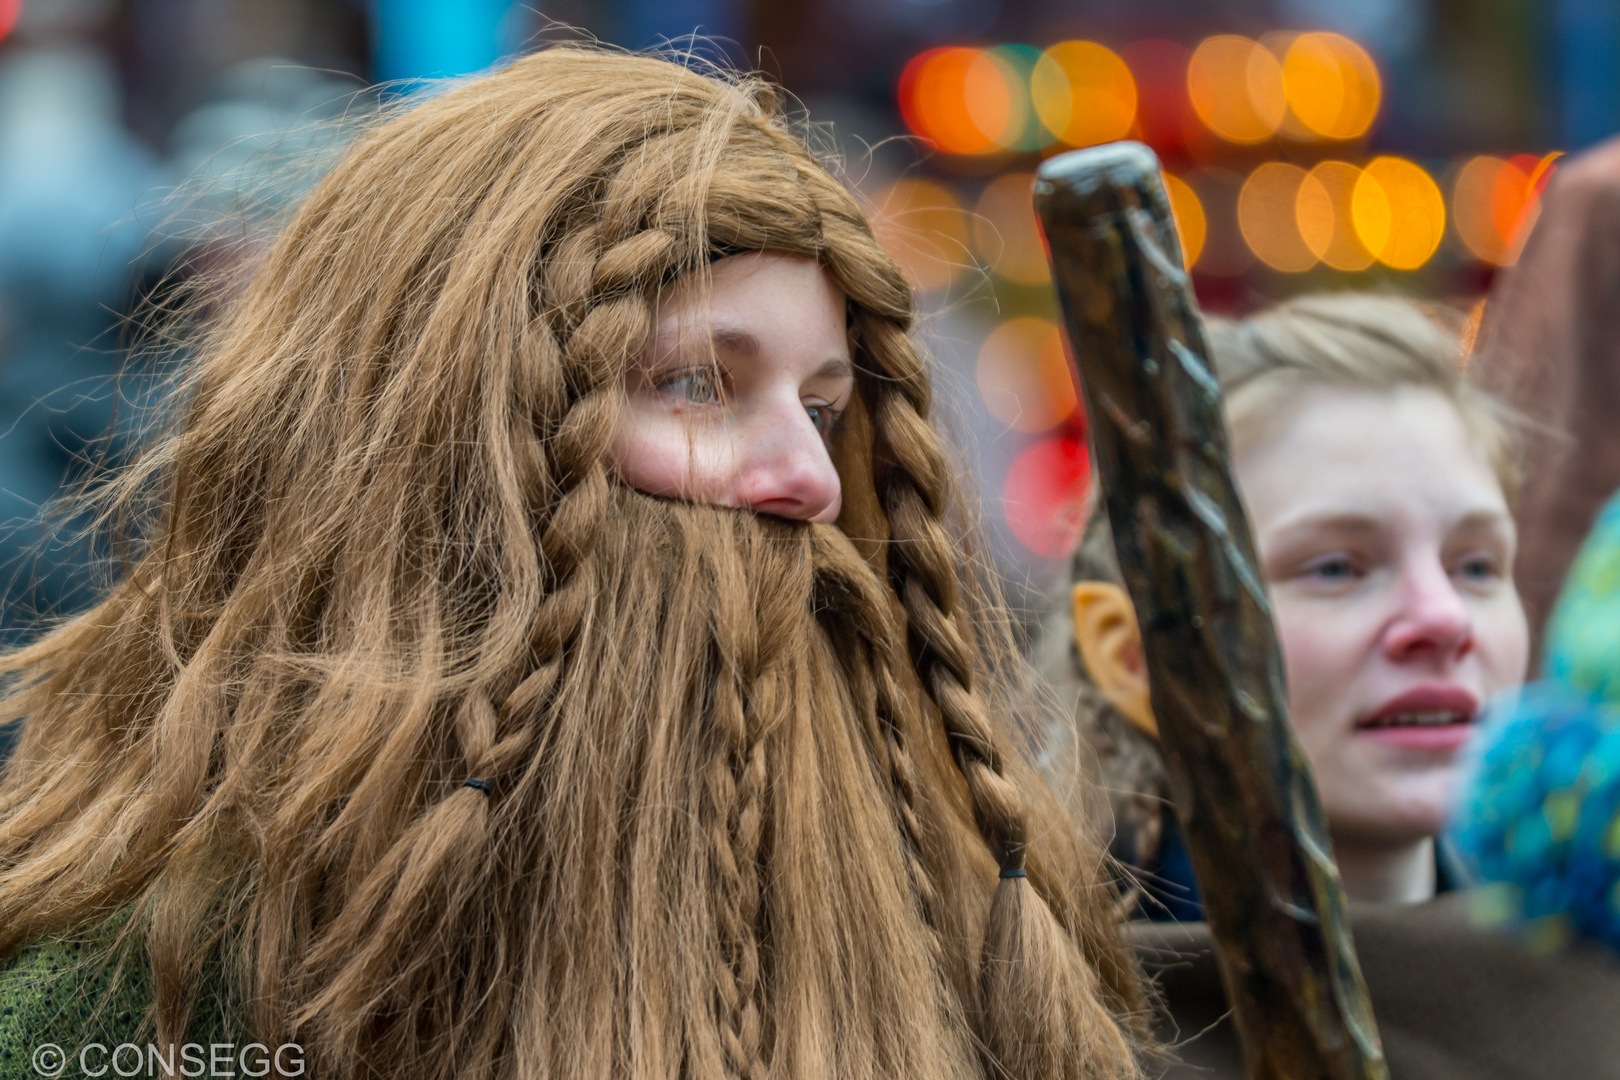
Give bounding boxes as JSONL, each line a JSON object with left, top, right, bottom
{"left": 1045, "top": 293, "right": 1529, "bottom": 909}
{"left": 0, "top": 49, "right": 1143, "bottom": 1080}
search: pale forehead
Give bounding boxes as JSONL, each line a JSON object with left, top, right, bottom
{"left": 1232, "top": 383, "right": 1509, "bottom": 530}
{"left": 654, "top": 251, "right": 845, "bottom": 327}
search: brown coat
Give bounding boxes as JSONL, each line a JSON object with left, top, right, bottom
{"left": 1136, "top": 892, "right": 1620, "bottom": 1079}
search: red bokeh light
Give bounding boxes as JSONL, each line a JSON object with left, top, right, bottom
{"left": 0, "top": 0, "right": 21, "bottom": 42}
{"left": 1120, "top": 39, "right": 1200, "bottom": 157}
{"left": 1003, "top": 435, "right": 1090, "bottom": 558}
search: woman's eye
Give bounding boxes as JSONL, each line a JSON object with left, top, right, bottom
{"left": 1454, "top": 553, "right": 1502, "bottom": 583}
{"left": 656, "top": 367, "right": 721, "bottom": 405}
{"left": 805, "top": 402, "right": 844, "bottom": 438}
{"left": 1303, "top": 555, "right": 1359, "bottom": 582}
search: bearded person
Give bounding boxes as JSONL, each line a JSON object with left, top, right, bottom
{"left": 0, "top": 48, "right": 1145, "bottom": 1080}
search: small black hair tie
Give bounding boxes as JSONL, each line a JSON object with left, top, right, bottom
{"left": 999, "top": 867, "right": 1027, "bottom": 880}
{"left": 463, "top": 777, "right": 492, "bottom": 795}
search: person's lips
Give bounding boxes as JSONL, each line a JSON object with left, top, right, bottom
{"left": 1355, "top": 685, "right": 1480, "bottom": 751}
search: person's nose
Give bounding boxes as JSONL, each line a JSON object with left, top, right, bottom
{"left": 733, "top": 404, "right": 842, "bottom": 523}
{"left": 1383, "top": 556, "right": 1475, "bottom": 664}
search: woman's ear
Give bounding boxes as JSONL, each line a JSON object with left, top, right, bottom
{"left": 1071, "top": 582, "right": 1158, "bottom": 739}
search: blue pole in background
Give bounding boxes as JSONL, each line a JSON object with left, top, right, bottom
{"left": 1555, "top": 0, "right": 1620, "bottom": 149}
{"left": 371, "top": 0, "right": 521, "bottom": 86}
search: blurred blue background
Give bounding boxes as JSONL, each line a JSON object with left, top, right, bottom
{"left": 0, "top": 0, "right": 1616, "bottom": 762}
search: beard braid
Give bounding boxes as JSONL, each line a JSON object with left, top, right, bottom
{"left": 271, "top": 486, "right": 986, "bottom": 1079}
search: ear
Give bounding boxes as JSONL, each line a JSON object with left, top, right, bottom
{"left": 1071, "top": 582, "right": 1158, "bottom": 739}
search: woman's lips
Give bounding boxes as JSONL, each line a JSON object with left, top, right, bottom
{"left": 1355, "top": 684, "right": 1480, "bottom": 752}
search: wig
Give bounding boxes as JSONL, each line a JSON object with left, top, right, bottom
{"left": 0, "top": 48, "right": 1142, "bottom": 1080}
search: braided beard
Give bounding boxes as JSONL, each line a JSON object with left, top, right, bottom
{"left": 303, "top": 486, "right": 984, "bottom": 1080}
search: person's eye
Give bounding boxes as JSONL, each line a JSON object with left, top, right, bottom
{"left": 804, "top": 401, "right": 845, "bottom": 439}
{"left": 656, "top": 367, "right": 722, "bottom": 405}
{"left": 1454, "top": 552, "right": 1503, "bottom": 584}
{"left": 1301, "top": 554, "right": 1361, "bottom": 583}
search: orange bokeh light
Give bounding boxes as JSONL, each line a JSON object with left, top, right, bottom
{"left": 1353, "top": 156, "right": 1445, "bottom": 270}
{"left": 977, "top": 318, "right": 1077, "bottom": 433}
{"left": 1188, "top": 35, "right": 1286, "bottom": 144}
{"left": 1451, "top": 152, "right": 1561, "bottom": 265}
{"left": 1453, "top": 156, "right": 1528, "bottom": 265}
{"left": 1003, "top": 435, "right": 1090, "bottom": 557}
{"left": 1238, "top": 162, "right": 1316, "bottom": 272}
{"left": 868, "top": 178, "right": 970, "bottom": 293}
{"left": 1295, "top": 161, "right": 1375, "bottom": 271}
{"left": 1281, "top": 32, "right": 1381, "bottom": 141}
{"left": 973, "top": 172, "right": 1050, "bottom": 285}
{"left": 898, "top": 47, "right": 1024, "bottom": 155}
{"left": 1031, "top": 41, "right": 1137, "bottom": 148}
{"left": 1163, "top": 172, "right": 1207, "bottom": 269}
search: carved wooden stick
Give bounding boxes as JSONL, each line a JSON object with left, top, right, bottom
{"left": 1034, "top": 142, "right": 1387, "bottom": 1080}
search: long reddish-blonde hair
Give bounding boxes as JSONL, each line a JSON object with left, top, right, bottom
{"left": 0, "top": 47, "right": 1142, "bottom": 1080}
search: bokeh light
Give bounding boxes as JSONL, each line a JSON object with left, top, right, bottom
{"left": 1238, "top": 162, "right": 1316, "bottom": 271}
{"left": 1295, "top": 160, "right": 1375, "bottom": 271}
{"left": 977, "top": 318, "right": 1076, "bottom": 433}
{"left": 1004, "top": 435, "right": 1090, "bottom": 558}
{"left": 1031, "top": 41, "right": 1137, "bottom": 148}
{"left": 898, "top": 47, "right": 1024, "bottom": 155}
{"left": 1281, "top": 32, "right": 1381, "bottom": 141}
{"left": 1451, "top": 153, "right": 1561, "bottom": 265}
{"left": 0, "top": 0, "right": 19, "bottom": 43}
{"left": 1187, "top": 35, "right": 1286, "bottom": 144}
{"left": 1163, "top": 172, "right": 1207, "bottom": 268}
{"left": 1353, "top": 156, "right": 1445, "bottom": 270}
{"left": 1452, "top": 155, "right": 1527, "bottom": 264}
{"left": 868, "top": 178, "right": 970, "bottom": 292}
{"left": 973, "top": 172, "right": 1049, "bottom": 284}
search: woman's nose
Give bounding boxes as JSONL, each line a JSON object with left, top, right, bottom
{"left": 1383, "top": 559, "right": 1475, "bottom": 664}
{"left": 734, "top": 406, "right": 843, "bottom": 523}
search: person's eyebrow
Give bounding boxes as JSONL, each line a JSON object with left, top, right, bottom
{"left": 710, "top": 326, "right": 760, "bottom": 356}
{"left": 813, "top": 358, "right": 854, "bottom": 381}
{"left": 1264, "top": 511, "right": 1384, "bottom": 543}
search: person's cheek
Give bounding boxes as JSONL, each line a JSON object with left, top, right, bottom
{"left": 1476, "top": 591, "right": 1530, "bottom": 695}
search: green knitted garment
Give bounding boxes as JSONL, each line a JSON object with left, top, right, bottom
{"left": 0, "top": 915, "right": 236, "bottom": 1079}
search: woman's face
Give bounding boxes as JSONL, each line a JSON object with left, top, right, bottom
{"left": 1234, "top": 383, "right": 1529, "bottom": 849}
{"left": 610, "top": 251, "right": 853, "bottom": 523}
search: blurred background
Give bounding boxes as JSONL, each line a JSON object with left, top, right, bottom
{"left": 0, "top": 0, "right": 1607, "bottom": 691}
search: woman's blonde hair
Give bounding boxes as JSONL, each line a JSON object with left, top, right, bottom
{"left": 0, "top": 47, "right": 1140, "bottom": 1080}
{"left": 1211, "top": 292, "right": 1523, "bottom": 502}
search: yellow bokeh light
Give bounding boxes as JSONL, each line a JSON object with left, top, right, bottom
{"left": 869, "top": 178, "right": 970, "bottom": 292}
{"left": 1295, "top": 160, "right": 1375, "bottom": 271}
{"left": 1353, "top": 156, "right": 1444, "bottom": 270}
{"left": 1162, "top": 172, "right": 1207, "bottom": 269}
{"left": 1188, "top": 35, "right": 1286, "bottom": 144}
{"left": 973, "top": 172, "right": 1050, "bottom": 285}
{"left": 977, "top": 318, "right": 1077, "bottom": 433}
{"left": 1031, "top": 41, "right": 1137, "bottom": 148}
{"left": 1282, "top": 32, "right": 1381, "bottom": 140}
{"left": 1238, "top": 162, "right": 1317, "bottom": 272}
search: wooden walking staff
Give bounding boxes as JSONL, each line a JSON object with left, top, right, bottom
{"left": 1033, "top": 142, "right": 1388, "bottom": 1080}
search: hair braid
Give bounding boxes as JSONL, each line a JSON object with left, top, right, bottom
{"left": 703, "top": 538, "right": 768, "bottom": 1080}
{"left": 853, "top": 311, "right": 1136, "bottom": 1079}
{"left": 700, "top": 519, "right": 815, "bottom": 1078}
